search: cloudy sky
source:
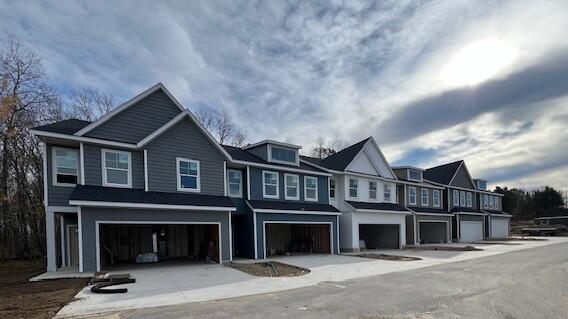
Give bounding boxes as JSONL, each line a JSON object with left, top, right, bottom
{"left": 2, "top": 0, "right": 568, "bottom": 191}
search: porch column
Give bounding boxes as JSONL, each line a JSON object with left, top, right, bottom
{"left": 46, "top": 210, "right": 57, "bottom": 272}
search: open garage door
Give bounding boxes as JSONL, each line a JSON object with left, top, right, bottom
{"left": 359, "top": 224, "right": 400, "bottom": 249}
{"left": 265, "top": 223, "right": 331, "bottom": 257}
{"left": 490, "top": 219, "right": 509, "bottom": 238}
{"left": 460, "top": 221, "right": 483, "bottom": 242}
{"left": 419, "top": 222, "right": 448, "bottom": 244}
{"left": 98, "top": 223, "right": 220, "bottom": 271}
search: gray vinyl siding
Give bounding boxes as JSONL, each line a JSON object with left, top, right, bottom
{"left": 247, "top": 145, "right": 268, "bottom": 161}
{"left": 84, "top": 90, "right": 183, "bottom": 144}
{"left": 46, "top": 144, "right": 81, "bottom": 206}
{"left": 80, "top": 207, "right": 231, "bottom": 272}
{"left": 406, "top": 185, "right": 443, "bottom": 209}
{"left": 451, "top": 166, "right": 476, "bottom": 189}
{"left": 393, "top": 169, "right": 407, "bottom": 180}
{"left": 254, "top": 212, "right": 339, "bottom": 259}
{"left": 145, "top": 119, "right": 226, "bottom": 195}
{"left": 249, "top": 167, "right": 329, "bottom": 204}
{"left": 83, "top": 144, "right": 145, "bottom": 189}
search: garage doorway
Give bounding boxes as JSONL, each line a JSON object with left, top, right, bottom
{"left": 460, "top": 221, "right": 483, "bottom": 242}
{"left": 490, "top": 219, "right": 509, "bottom": 238}
{"left": 359, "top": 224, "right": 400, "bottom": 249}
{"left": 264, "top": 222, "right": 332, "bottom": 258}
{"left": 418, "top": 221, "right": 448, "bottom": 244}
{"left": 96, "top": 222, "right": 221, "bottom": 271}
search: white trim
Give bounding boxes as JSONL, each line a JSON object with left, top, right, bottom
{"left": 417, "top": 219, "right": 451, "bottom": 244}
{"left": 101, "top": 149, "right": 132, "bottom": 188}
{"left": 137, "top": 111, "right": 188, "bottom": 147}
{"left": 42, "top": 143, "right": 48, "bottom": 206}
{"left": 367, "top": 137, "right": 398, "bottom": 180}
{"left": 262, "top": 221, "right": 334, "bottom": 259}
{"left": 228, "top": 212, "right": 233, "bottom": 261}
{"left": 79, "top": 143, "right": 85, "bottom": 185}
{"left": 424, "top": 179, "right": 502, "bottom": 196}
{"left": 52, "top": 146, "right": 80, "bottom": 187}
{"left": 144, "top": 150, "right": 149, "bottom": 192}
{"left": 487, "top": 213, "right": 513, "bottom": 217}
{"left": 176, "top": 157, "right": 201, "bottom": 192}
{"left": 421, "top": 188, "right": 429, "bottom": 206}
{"left": 456, "top": 213, "right": 460, "bottom": 239}
{"left": 466, "top": 192, "right": 473, "bottom": 208}
{"left": 253, "top": 211, "right": 258, "bottom": 259}
{"left": 243, "top": 139, "right": 302, "bottom": 150}
{"left": 348, "top": 177, "right": 359, "bottom": 199}
{"left": 329, "top": 178, "right": 336, "bottom": 201}
{"left": 246, "top": 166, "right": 251, "bottom": 200}
{"left": 304, "top": 175, "right": 318, "bottom": 202}
{"left": 233, "top": 160, "right": 331, "bottom": 176}
{"left": 69, "top": 200, "right": 235, "bottom": 211}
{"left": 60, "top": 215, "right": 66, "bottom": 267}
{"left": 95, "top": 220, "right": 223, "bottom": 272}
{"left": 433, "top": 189, "right": 441, "bottom": 207}
{"left": 227, "top": 169, "right": 243, "bottom": 198}
{"left": 46, "top": 206, "right": 79, "bottom": 213}
{"left": 342, "top": 170, "right": 396, "bottom": 182}
{"left": 345, "top": 201, "right": 410, "bottom": 215}
{"left": 267, "top": 144, "right": 300, "bottom": 166}
{"left": 284, "top": 173, "right": 300, "bottom": 200}
{"left": 223, "top": 162, "right": 227, "bottom": 197}
{"left": 30, "top": 129, "right": 138, "bottom": 149}
{"left": 455, "top": 211, "right": 487, "bottom": 216}
{"left": 369, "top": 181, "right": 378, "bottom": 201}
{"left": 407, "top": 168, "right": 423, "bottom": 183}
{"left": 78, "top": 207, "right": 83, "bottom": 272}
{"left": 413, "top": 214, "right": 418, "bottom": 245}
{"left": 408, "top": 186, "right": 417, "bottom": 205}
{"left": 534, "top": 216, "right": 568, "bottom": 220}
{"left": 66, "top": 224, "right": 77, "bottom": 267}
{"left": 396, "top": 179, "right": 445, "bottom": 190}
{"left": 253, "top": 208, "right": 341, "bottom": 216}
{"left": 262, "top": 170, "right": 279, "bottom": 199}
{"left": 336, "top": 214, "right": 340, "bottom": 254}
{"left": 414, "top": 212, "right": 455, "bottom": 217}
{"left": 453, "top": 189, "right": 460, "bottom": 206}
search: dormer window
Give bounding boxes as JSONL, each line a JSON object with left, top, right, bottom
{"left": 269, "top": 145, "right": 298, "bottom": 165}
{"left": 408, "top": 169, "right": 422, "bottom": 182}
{"left": 477, "top": 180, "right": 487, "bottom": 191}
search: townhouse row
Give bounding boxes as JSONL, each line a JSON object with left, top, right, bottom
{"left": 31, "top": 83, "right": 510, "bottom": 273}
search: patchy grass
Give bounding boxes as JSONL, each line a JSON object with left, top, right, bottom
{"left": 0, "top": 260, "right": 89, "bottom": 319}
{"left": 229, "top": 261, "right": 309, "bottom": 277}
{"left": 354, "top": 253, "right": 421, "bottom": 261}
{"left": 406, "top": 245, "right": 482, "bottom": 251}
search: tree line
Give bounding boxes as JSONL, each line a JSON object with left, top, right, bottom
{"left": 495, "top": 186, "right": 566, "bottom": 220}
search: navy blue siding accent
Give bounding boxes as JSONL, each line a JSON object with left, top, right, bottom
{"left": 84, "top": 90, "right": 183, "bottom": 144}
{"left": 254, "top": 212, "right": 339, "bottom": 259}
{"left": 83, "top": 144, "right": 145, "bottom": 189}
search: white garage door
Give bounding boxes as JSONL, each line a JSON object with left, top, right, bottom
{"left": 460, "top": 221, "right": 483, "bottom": 242}
{"left": 491, "top": 219, "right": 509, "bottom": 238}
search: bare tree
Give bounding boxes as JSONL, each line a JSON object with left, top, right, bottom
{"left": 68, "top": 88, "right": 114, "bottom": 121}
{"left": 196, "top": 109, "right": 247, "bottom": 146}
{"left": 311, "top": 135, "right": 347, "bottom": 159}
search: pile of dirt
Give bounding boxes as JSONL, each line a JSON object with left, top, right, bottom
{"left": 229, "top": 261, "right": 309, "bottom": 277}
{"left": 0, "top": 261, "right": 89, "bottom": 319}
{"left": 407, "top": 245, "right": 482, "bottom": 251}
{"left": 356, "top": 254, "right": 421, "bottom": 261}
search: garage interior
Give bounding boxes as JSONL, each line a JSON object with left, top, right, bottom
{"left": 265, "top": 223, "right": 331, "bottom": 257}
{"left": 359, "top": 224, "right": 400, "bottom": 249}
{"left": 419, "top": 222, "right": 448, "bottom": 244}
{"left": 99, "top": 224, "right": 220, "bottom": 270}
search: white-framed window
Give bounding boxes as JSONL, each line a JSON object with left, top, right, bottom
{"left": 460, "top": 191, "right": 466, "bottom": 207}
{"left": 102, "top": 149, "right": 131, "bottom": 188}
{"left": 369, "top": 181, "right": 377, "bottom": 200}
{"left": 408, "top": 169, "right": 422, "bottom": 182}
{"left": 477, "top": 180, "right": 487, "bottom": 190}
{"left": 384, "top": 184, "right": 392, "bottom": 202}
{"left": 433, "top": 190, "right": 441, "bottom": 207}
{"left": 466, "top": 192, "right": 473, "bottom": 207}
{"left": 268, "top": 145, "right": 298, "bottom": 165}
{"left": 489, "top": 196, "right": 495, "bottom": 209}
{"left": 52, "top": 147, "right": 79, "bottom": 187}
{"left": 262, "top": 171, "right": 279, "bottom": 199}
{"left": 284, "top": 173, "right": 299, "bottom": 200}
{"left": 227, "top": 169, "right": 242, "bottom": 197}
{"left": 495, "top": 197, "right": 500, "bottom": 210}
{"left": 304, "top": 176, "right": 318, "bottom": 201}
{"left": 421, "top": 189, "right": 429, "bottom": 206}
{"left": 176, "top": 158, "right": 200, "bottom": 192}
{"left": 408, "top": 186, "right": 417, "bottom": 205}
{"left": 483, "top": 194, "right": 489, "bottom": 209}
{"left": 349, "top": 178, "right": 358, "bottom": 198}
{"left": 453, "top": 190, "right": 459, "bottom": 206}
{"left": 329, "top": 179, "right": 336, "bottom": 199}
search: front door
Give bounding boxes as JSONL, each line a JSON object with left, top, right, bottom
{"left": 68, "top": 225, "right": 79, "bottom": 266}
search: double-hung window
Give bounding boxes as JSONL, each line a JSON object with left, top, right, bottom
{"left": 285, "top": 174, "right": 299, "bottom": 200}
{"left": 383, "top": 184, "right": 392, "bottom": 202}
{"left": 409, "top": 186, "right": 417, "bottom": 205}
{"left": 421, "top": 189, "right": 429, "bottom": 206}
{"left": 489, "top": 196, "right": 495, "bottom": 209}
{"left": 102, "top": 149, "right": 131, "bottom": 188}
{"left": 453, "top": 190, "right": 459, "bottom": 206}
{"left": 329, "top": 179, "right": 336, "bottom": 199}
{"left": 227, "top": 169, "right": 242, "bottom": 197}
{"left": 349, "top": 178, "right": 358, "bottom": 198}
{"left": 369, "top": 181, "right": 377, "bottom": 200}
{"left": 304, "top": 176, "right": 318, "bottom": 201}
{"left": 459, "top": 191, "right": 466, "bottom": 207}
{"left": 466, "top": 192, "right": 473, "bottom": 207}
{"left": 263, "top": 171, "right": 279, "bottom": 199}
{"left": 495, "top": 197, "right": 500, "bottom": 210}
{"left": 433, "top": 190, "right": 440, "bottom": 207}
{"left": 177, "top": 158, "right": 200, "bottom": 192}
{"left": 53, "top": 147, "right": 79, "bottom": 186}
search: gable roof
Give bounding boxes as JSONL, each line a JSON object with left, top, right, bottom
{"left": 33, "top": 119, "right": 92, "bottom": 135}
{"left": 309, "top": 137, "right": 372, "bottom": 171}
{"left": 424, "top": 160, "right": 463, "bottom": 185}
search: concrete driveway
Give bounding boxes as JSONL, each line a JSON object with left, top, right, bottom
{"left": 56, "top": 237, "right": 568, "bottom": 318}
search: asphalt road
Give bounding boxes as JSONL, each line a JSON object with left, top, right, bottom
{"left": 116, "top": 242, "right": 568, "bottom": 319}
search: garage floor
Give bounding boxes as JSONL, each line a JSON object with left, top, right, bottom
{"left": 359, "top": 224, "right": 400, "bottom": 249}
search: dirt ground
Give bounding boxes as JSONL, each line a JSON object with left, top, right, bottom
{"left": 228, "top": 261, "right": 309, "bottom": 277}
{"left": 0, "top": 261, "right": 89, "bottom": 319}
{"left": 355, "top": 253, "right": 421, "bottom": 261}
{"left": 406, "top": 245, "right": 482, "bottom": 251}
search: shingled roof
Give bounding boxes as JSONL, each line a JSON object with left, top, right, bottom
{"left": 32, "top": 119, "right": 92, "bottom": 135}
{"left": 424, "top": 160, "right": 463, "bottom": 185}
{"left": 302, "top": 137, "right": 372, "bottom": 171}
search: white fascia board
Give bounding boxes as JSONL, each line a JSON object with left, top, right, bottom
{"left": 414, "top": 212, "right": 455, "bottom": 217}
{"left": 341, "top": 170, "right": 397, "bottom": 182}
{"left": 69, "top": 200, "right": 235, "bottom": 211}
{"left": 395, "top": 179, "right": 445, "bottom": 190}
{"left": 252, "top": 208, "right": 342, "bottom": 216}
{"left": 137, "top": 111, "right": 189, "bottom": 147}
{"left": 424, "top": 178, "right": 499, "bottom": 195}
{"left": 243, "top": 139, "right": 302, "bottom": 150}
{"left": 353, "top": 209, "right": 411, "bottom": 215}
{"left": 454, "top": 211, "right": 487, "bottom": 216}
{"left": 488, "top": 213, "right": 513, "bottom": 217}
{"left": 232, "top": 160, "right": 331, "bottom": 176}
{"left": 367, "top": 137, "right": 398, "bottom": 180}
{"left": 30, "top": 130, "right": 138, "bottom": 149}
